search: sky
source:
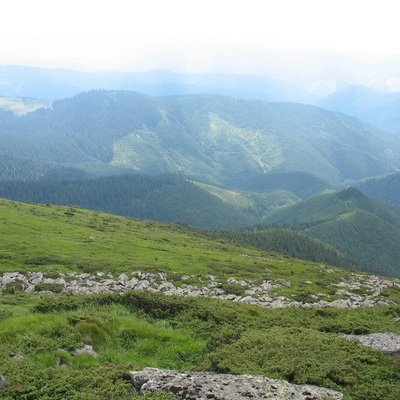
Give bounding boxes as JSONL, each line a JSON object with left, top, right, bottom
{"left": 1, "top": 0, "right": 400, "bottom": 73}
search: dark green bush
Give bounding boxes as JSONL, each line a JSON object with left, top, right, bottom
{"left": 122, "top": 291, "right": 191, "bottom": 319}
{"left": 34, "top": 283, "right": 64, "bottom": 293}
{"left": 0, "top": 359, "right": 133, "bottom": 399}
{"left": 3, "top": 281, "right": 24, "bottom": 294}
{"left": 219, "top": 283, "right": 246, "bottom": 296}
{"left": 34, "top": 295, "right": 87, "bottom": 313}
{"left": 204, "top": 327, "right": 400, "bottom": 398}
{"left": 319, "top": 322, "right": 371, "bottom": 335}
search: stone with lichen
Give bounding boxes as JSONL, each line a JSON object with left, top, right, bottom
{"left": 130, "top": 368, "right": 343, "bottom": 400}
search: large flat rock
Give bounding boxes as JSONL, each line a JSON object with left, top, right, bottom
{"left": 130, "top": 367, "right": 343, "bottom": 400}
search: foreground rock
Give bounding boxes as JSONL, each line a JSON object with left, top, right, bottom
{"left": 343, "top": 332, "right": 400, "bottom": 353}
{"left": 130, "top": 368, "right": 343, "bottom": 400}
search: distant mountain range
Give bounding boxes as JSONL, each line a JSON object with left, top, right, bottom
{"left": 1, "top": 90, "right": 400, "bottom": 191}
{"left": 2, "top": 53, "right": 400, "bottom": 101}
{"left": 2, "top": 63, "right": 400, "bottom": 140}
{"left": 319, "top": 85, "right": 400, "bottom": 137}
{"left": 0, "top": 65, "right": 316, "bottom": 103}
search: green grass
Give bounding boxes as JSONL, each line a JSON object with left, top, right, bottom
{"left": 1, "top": 291, "right": 400, "bottom": 399}
{"left": 0, "top": 292, "right": 207, "bottom": 399}
{"left": 0, "top": 198, "right": 368, "bottom": 300}
{"left": 1, "top": 197, "right": 399, "bottom": 305}
{"left": 0, "top": 199, "right": 256, "bottom": 276}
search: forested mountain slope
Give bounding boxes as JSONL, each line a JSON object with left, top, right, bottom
{"left": 0, "top": 174, "right": 280, "bottom": 229}
{"left": 1, "top": 91, "right": 400, "bottom": 190}
{"left": 199, "top": 227, "right": 364, "bottom": 272}
{"left": 356, "top": 172, "right": 400, "bottom": 208}
{"left": 261, "top": 187, "right": 400, "bottom": 277}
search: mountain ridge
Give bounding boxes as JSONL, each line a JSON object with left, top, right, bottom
{"left": 2, "top": 90, "right": 400, "bottom": 189}
{"left": 0, "top": 65, "right": 317, "bottom": 103}
{"left": 262, "top": 187, "right": 400, "bottom": 276}
{"left": 356, "top": 172, "right": 400, "bottom": 208}
{"left": 318, "top": 85, "right": 400, "bottom": 137}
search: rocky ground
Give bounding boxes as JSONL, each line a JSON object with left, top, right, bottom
{"left": 3, "top": 269, "right": 400, "bottom": 355}
{"left": 2, "top": 270, "right": 400, "bottom": 398}
{"left": 0, "top": 270, "right": 398, "bottom": 309}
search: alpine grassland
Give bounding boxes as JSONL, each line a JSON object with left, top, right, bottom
{"left": 1, "top": 198, "right": 400, "bottom": 399}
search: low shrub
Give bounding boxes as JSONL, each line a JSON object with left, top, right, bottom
{"left": 3, "top": 282, "right": 24, "bottom": 294}
{"left": 34, "top": 283, "right": 64, "bottom": 293}
{"left": 219, "top": 283, "right": 246, "bottom": 296}
{"left": 204, "top": 327, "right": 400, "bottom": 398}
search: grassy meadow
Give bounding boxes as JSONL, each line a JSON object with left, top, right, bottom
{"left": 1, "top": 198, "right": 400, "bottom": 399}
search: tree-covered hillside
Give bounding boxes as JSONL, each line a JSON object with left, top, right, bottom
{"left": 356, "top": 172, "right": 400, "bottom": 208}
{"left": 235, "top": 171, "right": 332, "bottom": 198}
{"left": 0, "top": 175, "right": 253, "bottom": 229}
{"left": 0, "top": 174, "right": 299, "bottom": 229}
{"left": 1, "top": 91, "right": 400, "bottom": 189}
{"left": 199, "top": 227, "right": 364, "bottom": 272}
{"left": 261, "top": 188, "right": 400, "bottom": 277}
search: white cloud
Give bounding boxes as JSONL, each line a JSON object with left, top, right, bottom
{"left": 1, "top": 0, "right": 399, "bottom": 71}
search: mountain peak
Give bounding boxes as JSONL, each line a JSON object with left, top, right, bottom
{"left": 336, "top": 187, "right": 365, "bottom": 201}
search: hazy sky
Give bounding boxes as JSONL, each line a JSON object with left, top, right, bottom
{"left": 1, "top": 0, "right": 399, "bottom": 72}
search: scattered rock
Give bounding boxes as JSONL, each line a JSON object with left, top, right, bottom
{"left": 1, "top": 271, "right": 399, "bottom": 309}
{"left": 118, "top": 273, "right": 129, "bottom": 283}
{"left": 343, "top": 333, "right": 400, "bottom": 353}
{"left": 130, "top": 368, "right": 343, "bottom": 400}
{"left": 71, "top": 345, "right": 98, "bottom": 358}
{"left": 24, "top": 285, "right": 35, "bottom": 293}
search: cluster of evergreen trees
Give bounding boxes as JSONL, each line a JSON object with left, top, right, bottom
{"left": 198, "top": 227, "right": 364, "bottom": 272}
